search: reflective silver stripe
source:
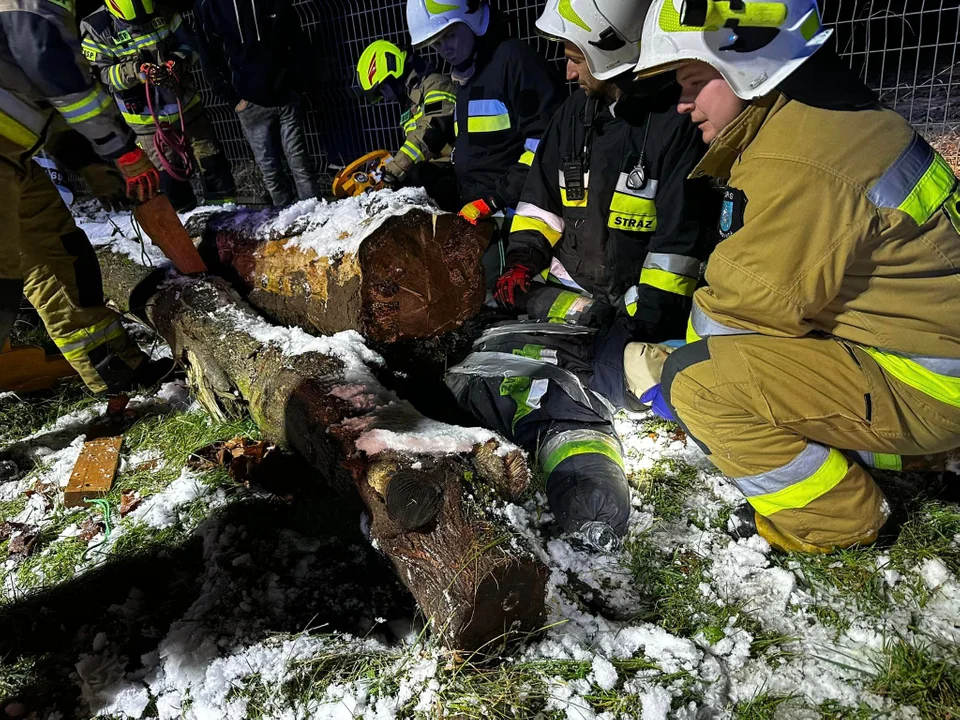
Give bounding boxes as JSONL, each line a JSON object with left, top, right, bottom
{"left": 56, "top": 320, "right": 123, "bottom": 354}
{"left": 904, "top": 353, "right": 960, "bottom": 378}
{"left": 0, "top": 87, "right": 47, "bottom": 136}
{"left": 623, "top": 285, "right": 639, "bottom": 307}
{"left": 558, "top": 170, "right": 591, "bottom": 188}
{"left": 548, "top": 257, "right": 586, "bottom": 292}
{"left": 476, "top": 322, "right": 596, "bottom": 345}
{"left": 690, "top": 305, "right": 755, "bottom": 339}
{"left": 643, "top": 253, "right": 701, "bottom": 279}
{"left": 539, "top": 428, "right": 623, "bottom": 467}
{"left": 867, "top": 135, "right": 934, "bottom": 210}
{"left": 448, "top": 351, "right": 610, "bottom": 412}
{"left": 615, "top": 174, "right": 658, "bottom": 199}
{"left": 515, "top": 201, "right": 564, "bottom": 235}
{"left": 734, "top": 442, "right": 830, "bottom": 497}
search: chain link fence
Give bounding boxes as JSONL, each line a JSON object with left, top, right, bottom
{"left": 185, "top": 0, "right": 959, "bottom": 200}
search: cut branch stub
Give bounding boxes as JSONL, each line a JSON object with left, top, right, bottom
{"left": 384, "top": 468, "right": 446, "bottom": 530}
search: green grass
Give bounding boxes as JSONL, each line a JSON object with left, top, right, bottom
{"left": 14, "top": 537, "right": 86, "bottom": 590}
{"left": 0, "top": 497, "right": 27, "bottom": 523}
{"left": 870, "top": 637, "right": 960, "bottom": 719}
{"left": 733, "top": 692, "right": 798, "bottom": 720}
{"left": 0, "top": 381, "right": 99, "bottom": 444}
{"left": 632, "top": 457, "right": 700, "bottom": 522}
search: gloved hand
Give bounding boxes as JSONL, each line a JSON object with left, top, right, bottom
{"left": 494, "top": 264, "right": 534, "bottom": 308}
{"left": 140, "top": 61, "right": 180, "bottom": 89}
{"left": 80, "top": 162, "right": 128, "bottom": 212}
{"left": 459, "top": 197, "right": 497, "bottom": 225}
{"left": 640, "top": 383, "right": 676, "bottom": 422}
{"left": 115, "top": 148, "right": 160, "bottom": 203}
{"left": 377, "top": 167, "right": 400, "bottom": 190}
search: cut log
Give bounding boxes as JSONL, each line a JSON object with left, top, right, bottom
{"left": 190, "top": 207, "right": 490, "bottom": 345}
{"left": 96, "top": 249, "right": 547, "bottom": 652}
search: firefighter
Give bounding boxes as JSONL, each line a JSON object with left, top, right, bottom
{"left": 618, "top": 0, "right": 960, "bottom": 553}
{"left": 444, "top": 1, "right": 715, "bottom": 548}
{"left": 0, "top": 0, "right": 170, "bottom": 394}
{"left": 406, "top": 0, "right": 564, "bottom": 283}
{"left": 80, "top": 0, "right": 236, "bottom": 211}
{"left": 499, "top": 0, "right": 714, "bottom": 338}
{"left": 356, "top": 40, "right": 459, "bottom": 212}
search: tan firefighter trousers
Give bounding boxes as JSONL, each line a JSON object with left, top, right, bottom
{"left": 0, "top": 154, "right": 146, "bottom": 393}
{"left": 663, "top": 335, "right": 960, "bottom": 553}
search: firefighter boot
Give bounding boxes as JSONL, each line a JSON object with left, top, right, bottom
{"left": 198, "top": 154, "right": 236, "bottom": 205}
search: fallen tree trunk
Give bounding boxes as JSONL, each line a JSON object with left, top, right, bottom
{"left": 97, "top": 249, "right": 547, "bottom": 652}
{"left": 188, "top": 206, "right": 489, "bottom": 345}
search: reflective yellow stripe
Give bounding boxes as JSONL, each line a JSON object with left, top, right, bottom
{"left": 863, "top": 348, "right": 960, "bottom": 408}
{"left": 0, "top": 113, "right": 40, "bottom": 148}
{"left": 511, "top": 215, "right": 562, "bottom": 246}
{"left": 68, "top": 93, "right": 113, "bottom": 125}
{"left": 686, "top": 316, "right": 702, "bottom": 344}
{"left": 561, "top": 188, "right": 588, "bottom": 208}
{"left": 519, "top": 150, "right": 535, "bottom": 167}
{"left": 399, "top": 141, "right": 424, "bottom": 162}
{"left": 640, "top": 268, "right": 697, "bottom": 297}
{"left": 55, "top": 317, "right": 125, "bottom": 361}
{"left": 542, "top": 435, "right": 624, "bottom": 478}
{"left": 608, "top": 193, "right": 657, "bottom": 231}
{"left": 467, "top": 114, "right": 511, "bottom": 133}
{"left": 749, "top": 448, "right": 848, "bottom": 516}
{"left": 946, "top": 188, "right": 960, "bottom": 234}
{"left": 874, "top": 453, "right": 903, "bottom": 471}
{"left": 424, "top": 91, "right": 456, "bottom": 104}
{"left": 122, "top": 94, "right": 199, "bottom": 125}
{"left": 900, "top": 153, "right": 956, "bottom": 227}
{"left": 548, "top": 291, "right": 579, "bottom": 321}
{"left": 59, "top": 87, "right": 103, "bottom": 114}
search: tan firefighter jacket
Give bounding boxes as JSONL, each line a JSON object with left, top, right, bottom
{"left": 385, "top": 71, "right": 455, "bottom": 180}
{"left": 688, "top": 93, "right": 960, "bottom": 404}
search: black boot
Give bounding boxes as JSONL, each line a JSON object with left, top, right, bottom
{"left": 160, "top": 170, "right": 197, "bottom": 213}
{"left": 728, "top": 503, "right": 759, "bottom": 541}
{"left": 199, "top": 154, "right": 236, "bottom": 205}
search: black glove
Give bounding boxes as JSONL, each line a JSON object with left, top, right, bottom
{"left": 81, "top": 162, "right": 129, "bottom": 213}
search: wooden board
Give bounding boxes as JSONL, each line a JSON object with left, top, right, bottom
{"left": 0, "top": 342, "right": 78, "bottom": 393}
{"left": 135, "top": 196, "right": 208, "bottom": 275}
{"left": 64, "top": 436, "right": 123, "bottom": 508}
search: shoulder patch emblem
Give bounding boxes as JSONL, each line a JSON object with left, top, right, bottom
{"left": 719, "top": 186, "right": 747, "bottom": 240}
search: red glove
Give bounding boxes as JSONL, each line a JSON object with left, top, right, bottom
{"left": 494, "top": 264, "right": 534, "bottom": 308}
{"left": 115, "top": 148, "right": 160, "bottom": 203}
{"left": 459, "top": 197, "right": 496, "bottom": 225}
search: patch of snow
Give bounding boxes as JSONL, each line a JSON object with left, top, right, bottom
{"left": 126, "top": 469, "right": 207, "bottom": 529}
{"left": 201, "top": 188, "right": 438, "bottom": 261}
{"left": 919, "top": 557, "right": 950, "bottom": 590}
{"left": 590, "top": 655, "right": 618, "bottom": 691}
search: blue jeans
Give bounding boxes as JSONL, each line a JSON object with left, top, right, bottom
{"left": 236, "top": 97, "right": 320, "bottom": 206}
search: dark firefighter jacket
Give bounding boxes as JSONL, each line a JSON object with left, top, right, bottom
{"left": 194, "top": 0, "right": 308, "bottom": 109}
{"left": 453, "top": 33, "right": 563, "bottom": 209}
{"left": 0, "top": 0, "right": 134, "bottom": 162}
{"left": 506, "top": 86, "right": 715, "bottom": 341}
{"left": 80, "top": 7, "right": 200, "bottom": 134}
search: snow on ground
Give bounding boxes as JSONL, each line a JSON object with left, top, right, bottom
{"left": 3, "top": 385, "right": 957, "bottom": 718}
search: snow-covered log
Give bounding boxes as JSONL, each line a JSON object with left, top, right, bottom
{"left": 185, "top": 190, "right": 490, "bottom": 344}
{"left": 96, "top": 248, "right": 547, "bottom": 652}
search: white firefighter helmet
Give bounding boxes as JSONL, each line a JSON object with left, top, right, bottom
{"left": 593, "top": 0, "right": 651, "bottom": 45}
{"left": 632, "top": 0, "right": 833, "bottom": 99}
{"left": 406, "top": 0, "right": 490, "bottom": 48}
{"left": 535, "top": 0, "right": 641, "bottom": 80}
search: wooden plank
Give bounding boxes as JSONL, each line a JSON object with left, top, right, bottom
{"left": 0, "top": 344, "right": 78, "bottom": 393}
{"left": 135, "top": 196, "right": 208, "bottom": 275}
{"left": 64, "top": 436, "right": 123, "bottom": 508}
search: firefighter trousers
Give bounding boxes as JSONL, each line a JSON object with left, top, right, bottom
{"left": 664, "top": 335, "right": 960, "bottom": 553}
{"left": 0, "top": 157, "right": 146, "bottom": 394}
{"left": 137, "top": 108, "right": 235, "bottom": 205}
{"left": 446, "top": 322, "right": 631, "bottom": 536}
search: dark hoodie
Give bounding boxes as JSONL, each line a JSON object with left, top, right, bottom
{"left": 194, "top": 0, "right": 307, "bottom": 108}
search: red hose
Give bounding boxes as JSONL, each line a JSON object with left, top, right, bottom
{"left": 145, "top": 79, "right": 193, "bottom": 182}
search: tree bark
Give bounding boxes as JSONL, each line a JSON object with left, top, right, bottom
{"left": 189, "top": 209, "right": 489, "bottom": 345}
{"left": 97, "top": 249, "right": 547, "bottom": 652}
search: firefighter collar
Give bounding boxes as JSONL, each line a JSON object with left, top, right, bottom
{"left": 688, "top": 91, "right": 783, "bottom": 181}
